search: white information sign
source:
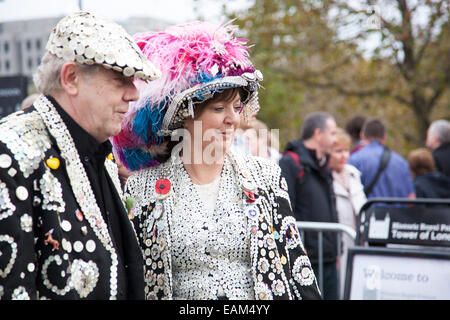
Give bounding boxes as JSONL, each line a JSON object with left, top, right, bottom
{"left": 348, "top": 253, "right": 450, "bottom": 300}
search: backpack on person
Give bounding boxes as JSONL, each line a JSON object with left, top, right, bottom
{"left": 364, "top": 147, "right": 391, "bottom": 196}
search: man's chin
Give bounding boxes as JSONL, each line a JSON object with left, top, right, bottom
{"left": 110, "top": 126, "right": 122, "bottom": 138}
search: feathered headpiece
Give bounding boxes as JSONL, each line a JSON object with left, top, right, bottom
{"left": 113, "top": 21, "right": 262, "bottom": 171}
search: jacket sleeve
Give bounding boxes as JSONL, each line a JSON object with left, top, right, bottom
{"left": 268, "top": 161, "right": 322, "bottom": 300}
{"left": 278, "top": 155, "right": 299, "bottom": 210}
{"left": 0, "top": 143, "right": 38, "bottom": 300}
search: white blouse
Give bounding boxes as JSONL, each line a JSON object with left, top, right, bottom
{"left": 170, "top": 156, "right": 255, "bottom": 299}
{"left": 194, "top": 176, "right": 220, "bottom": 216}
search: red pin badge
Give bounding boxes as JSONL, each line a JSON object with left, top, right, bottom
{"left": 155, "top": 179, "right": 171, "bottom": 196}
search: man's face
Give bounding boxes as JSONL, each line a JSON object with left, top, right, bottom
{"left": 318, "top": 118, "right": 338, "bottom": 155}
{"left": 77, "top": 67, "right": 139, "bottom": 142}
{"left": 425, "top": 127, "right": 440, "bottom": 150}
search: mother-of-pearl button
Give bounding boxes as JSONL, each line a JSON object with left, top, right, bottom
{"left": 0, "top": 154, "right": 12, "bottom": 168}
{"left": 15, "top": 186, "right": 29, "bottom": 201}
{"left": 27, "top": 263, "right": 35, "bottom": 272}
{"left": 62, "top": 238, "right": 72, "bottom": 253}
{"left": 60, "top": 220, "right": 72, "bottom": 232}
{"left": 73, "top": 241, "right": 84, "bottom": 253}
{"left": 86, "top": 240, "right": 96, "bottom": 252}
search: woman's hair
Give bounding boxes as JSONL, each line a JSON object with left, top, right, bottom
{"left": 334, "top": 127, "right": 351, "bottom": 148}
{"left": 33, "top": 52, "right": 99, "bottom": 95}
{"left": 193, "top": 87, "right": 244, "bottom": 119}
{"left": 407, "top": 148, "right": 436, "bottom": 177}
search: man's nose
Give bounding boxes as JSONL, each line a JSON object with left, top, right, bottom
{"left": 125, "top": 82, "right": 139, "bottom": 102}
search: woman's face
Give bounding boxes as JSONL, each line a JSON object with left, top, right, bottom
{"left": 183, "top": 91, "right": 242, "bottom": 164}
{"left": 329, "top": 141, "right": 350, "bottom": 172}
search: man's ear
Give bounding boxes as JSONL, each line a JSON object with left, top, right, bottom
{"left": 60, "top": 62, "right": 80, "bottom": 96}
{"left": 313, "top": 127, "right": 322, "bottom": 139}
{"left": 433, "top": 135, "right": 440, "bottom": 147}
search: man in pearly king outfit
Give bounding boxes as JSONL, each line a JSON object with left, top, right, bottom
{"left": 0, "top": 12, "right": 160, "bottom": 299}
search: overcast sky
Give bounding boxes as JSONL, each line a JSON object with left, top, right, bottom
{"left": 0, "top": 0, "right": 240, "bottom": 24}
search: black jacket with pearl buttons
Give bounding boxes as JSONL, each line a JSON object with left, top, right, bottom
{"left": 0, "top": 95, "right": 144, "bottom": 300}
{"left": 124, "top": 149, "right": 322, "bottom": 300}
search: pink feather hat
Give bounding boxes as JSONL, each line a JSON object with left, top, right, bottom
{"left": 113, "top": 20, "right": 262, "bottom": 171}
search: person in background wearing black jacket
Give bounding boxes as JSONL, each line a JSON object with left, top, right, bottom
{"left": 426, "top": 119, "right": 450, "bottom": 177}
{"left": 0, "top": 12, "right": 160, "bottom": 299}
{"left": 279, "top": 112, "right": 339, "bottom": 300}
{"left": 407, "top": 148, "right": 450, "bottom": 199}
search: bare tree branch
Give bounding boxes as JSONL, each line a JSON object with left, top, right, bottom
{"left": 416, "top": 2, "right": 445, "bottom": 65}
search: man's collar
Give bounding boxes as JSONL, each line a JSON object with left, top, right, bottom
{"left": 46, "top": 95, "right": 112, "bottom": 158}
{"left": 305, "top": 146, "right": 329, "bottom": 170}
{"left": 367, "top": 140, "right": 383, "bottom": 147}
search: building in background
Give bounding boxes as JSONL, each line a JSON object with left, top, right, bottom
{"left": 0, "top": 17, "right": 61, "bottom": 77}
{"left": 0, "top": 15, "right": 171, "bottom": 78}
{"left": 0, "top": 15, "right": 172, "bottom": 118}
{"left": 121, "top": 16, "right": 172, "bottom": 36}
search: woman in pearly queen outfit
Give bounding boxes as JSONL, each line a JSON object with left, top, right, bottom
{"left": 113, "top": 21, "right": 321, "bottom": 300}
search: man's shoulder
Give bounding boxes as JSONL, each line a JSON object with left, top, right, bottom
{"left": 0, "top": 109, "right": 53, "bottom": 178}
{"left": 350, "top": 143, "right": 373, "bottom": 157}
{"left": 0, "top": 108, "right": 40, "bottom": 129}
{"left": 280, "top": 150, "right": 301, "bottom": 164}
{"left": 349, "top": 142, "right": 383, "bottom": 163}
{"left": 280, "top": 142, "right": 310, "bottom": 165}
{"left": 388, "top": 149, "right": 409, "bottom": 167}
{"left": 433, "top": 142, "right": 450, "bottom": 156}
{"left": 0, "top": 109, "right": 51, "bottom": 152}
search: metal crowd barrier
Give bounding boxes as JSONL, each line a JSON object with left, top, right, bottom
{"left": 295, "top": 221, "right": 357, "bottom": 296}
{"left": 295, "top": 199, "right": 450, "bottom": 299}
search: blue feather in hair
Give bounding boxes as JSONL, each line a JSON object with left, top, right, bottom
{"left": 132, "top": 99, "right": 167, "bottom": 145}
{"left": 192, "top": 72, "right": 222, "bottom": 85}
{"left": 123, "top": 148, "right": 160, "bottom": 172}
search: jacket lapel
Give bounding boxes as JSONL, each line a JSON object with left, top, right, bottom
{"left": 34, "top": 95, "right": 119, "bottom": 299}
{"left": 160, "top": 187, "right": 174, "bottom": 299}
{"left": 228, "top": 151, "right": 265, "bottom": 294}
{"left": 153, "top": 161, "right": 175, "bottom": 299}
{"left": 104, "top": 158, "right": 124, "bottom": 201}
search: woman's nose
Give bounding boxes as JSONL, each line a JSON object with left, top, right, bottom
{"left": 225, "top": 105, "right": 239, "bottom": 124}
